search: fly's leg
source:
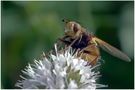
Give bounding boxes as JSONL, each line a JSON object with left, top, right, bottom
{"left": 59, "top": 37, "right": 79, "bottom": 50}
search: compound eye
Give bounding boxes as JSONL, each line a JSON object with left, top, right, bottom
{"left": 73, "top": 24, "right": 79, "bottom": 33}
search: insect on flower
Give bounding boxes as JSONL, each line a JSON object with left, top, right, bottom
{"left": 59, "top": 19, "right": 131, "bottom": 66}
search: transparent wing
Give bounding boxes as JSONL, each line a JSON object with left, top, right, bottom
{"left": 94, "top": 37, "right": 131, "bottom": 62}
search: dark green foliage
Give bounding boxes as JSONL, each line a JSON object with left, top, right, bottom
{"left": 1, "top": 1, "right": 134, "bottom": 89}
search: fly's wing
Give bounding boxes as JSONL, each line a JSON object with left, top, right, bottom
{"left": 94, "top": 37, "right": 131, "bottom": 62}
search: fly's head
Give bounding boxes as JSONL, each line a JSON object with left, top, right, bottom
{"left": 62, "top": 19, "right": 83, "bottom": 39}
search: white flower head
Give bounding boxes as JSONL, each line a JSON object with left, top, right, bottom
{"left": 15, "top": 44, "right": 107, "bottom": 89}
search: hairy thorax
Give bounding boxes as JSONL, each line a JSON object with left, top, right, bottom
{"left": 63, "top": 33, "right": 92, "bottom": 50}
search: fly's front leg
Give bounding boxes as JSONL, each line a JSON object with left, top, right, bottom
{"left": 59, "top": 36, "right": 79, "bottom": 49}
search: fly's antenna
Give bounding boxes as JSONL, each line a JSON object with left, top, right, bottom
{"left": 62, "top": 19, "right": 69, "bottom": 23}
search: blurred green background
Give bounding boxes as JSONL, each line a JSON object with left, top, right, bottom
{"left": 1, "top": 1, "right": 134, "bottom": 89}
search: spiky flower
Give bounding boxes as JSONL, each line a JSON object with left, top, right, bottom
{"left": 15, "top": 44, "right": 106, "bottom": 89}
